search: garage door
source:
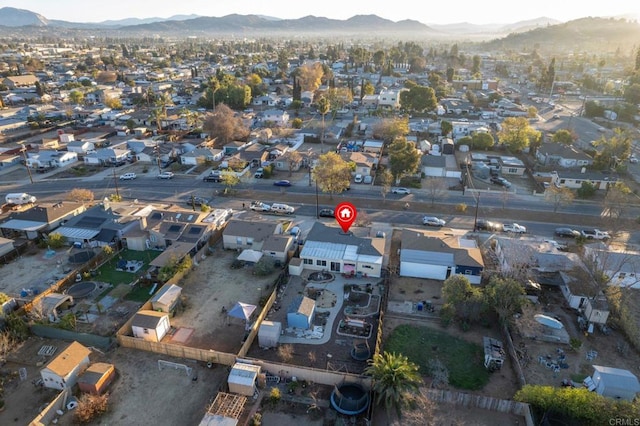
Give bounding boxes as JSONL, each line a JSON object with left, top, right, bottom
{"left": 423, "top": 167, "right": 444, "bottom": 177}
{"left": 400, "top": 262, "right": 448, "bottom": 279}
{"left": 445, "top": 170, "right": 461, "bottom": 179}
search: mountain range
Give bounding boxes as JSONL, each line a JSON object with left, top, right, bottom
{"left": 0, "top": 6, "right": 561, "bottom": 37}
{"left": 0, "top": 6, "right": 638, "bottom": 51}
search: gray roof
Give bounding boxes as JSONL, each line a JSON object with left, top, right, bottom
{"left": 422, "top": 155, "right": 447, "bottom": 167}
{"left": 538, "top": 142, "right": 592, "bottom": 160}
{"left": 132, "top": 310, "right": 168, "bottom": 329}
{"left": 223, "top": 219, "right": 278, "bottom": 241}
{"left": 400, "top": 230, "right": 483, "bottom": 268}
{"left": 261, "top": 234, "right": 292, "bottom": 252}
{"left": 305, "top": 222, "right": 382, "bottom": 257}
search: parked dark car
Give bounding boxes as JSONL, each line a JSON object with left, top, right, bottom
{"left": 554, "top": 227, "right": 581, "bottom": 238}
{"left": 490, "top": 176, "right": 512, "bottom": 188}
{"left": 476, "top": 219, "right": 502, "bottom": 232}
{"left": 186, "top": 197, "right": 210, "bottom": 207}
{"left": 318, "top": 208, "right": 335, "bottom": 218}
{"left": 273, "top": 180, "right": 292, "bottom": 187}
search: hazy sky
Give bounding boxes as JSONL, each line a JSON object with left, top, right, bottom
{"left": 5, "top": 0, "right": 639, "bottom": 25}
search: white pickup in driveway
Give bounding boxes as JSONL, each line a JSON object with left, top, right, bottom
{"left": 502, "top": 223, "right": 527, "bottom": 233}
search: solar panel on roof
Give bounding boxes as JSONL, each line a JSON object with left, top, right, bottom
{"left": 168, "top": 225, "right": 181, "bottom": 233}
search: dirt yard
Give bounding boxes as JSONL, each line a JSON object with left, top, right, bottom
{"left": 0, "top": 245, "right": 78, "bottom": 297}
{"left": 167, "top": 245, "right": 281, "bottom": 353}
{"left": 0, "top": 338, "right": 229, "bottom": 426}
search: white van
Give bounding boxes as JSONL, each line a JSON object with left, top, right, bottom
{"left": 270, "top": 203, "right": 295, "bottom": 214}
{"left": 5, "top": 193, "right": 36, "bottom": 205}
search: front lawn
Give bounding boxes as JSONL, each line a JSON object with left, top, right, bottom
{"left": 384, "top": 324, "right": 489, "bottom": 390}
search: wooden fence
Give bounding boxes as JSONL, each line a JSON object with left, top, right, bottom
{"left": 425, "top": 389, "right": 534, "bottom": 426}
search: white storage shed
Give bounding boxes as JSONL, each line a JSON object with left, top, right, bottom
{"left": 227, "top": 363, "right": 261, "bottom": 396}
{"left": 258, "top": 321, "right": 282, "bottom": 348}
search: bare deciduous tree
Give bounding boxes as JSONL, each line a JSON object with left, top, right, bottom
{"left": 278, "top": 344, "right": 294, "bottom": 363}
{"left": 423, "top": 177, "right": 449, "bottom": 205}
{"left": 544, "top": 185, "right": 575, "bottom": 212}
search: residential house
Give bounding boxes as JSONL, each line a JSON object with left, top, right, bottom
{"left": 440, "top": 98, "right": 474, "bottom": 115}
{"left": 273, "top": 151, "right": 302, "bottom": 173}
{"left": 378, "top": 88, "right": 407, "bottom": 110}
{"left": 298, "top": 222, "right": 384, "bottom": 278}
{"left": 54, "top": 203, "right": 138, "bottom": 247}
{"left": 536, "top": 143, "right": 593, "bottom": 168}
{"left": 3, "top": 74, "right": 38, "bottom": 89}
{"left": 222, "top": 219, "right": 283, "bottom": 251}
{"left": 223, "top": 141, "right": 250, "bottom": 156}
{"left": 362, "top": 140, "right": 383, "bottom": 154}
{"left": 0, "top": 152, "right": 21, "bottom": 169}
{"left": 131, "top": 310, "right": 171, "bottom": 342}
{"left": 261, "top": 109, "right": 289, "bottom": 127}
{"left": 500, "top": 156, "right": 527, "bottom": 176}
{"left": 40, "top": 341, "right": 91, "bottom": 390}
{"left": 125, "top": 206, "right": 210, "bottom": 251}
{"left": 0, "top": 201, "right": 86, "bottom": 240}
{"left": 66, "top": 140, "right": 95, "bottom": 155}
{"left": 341, "top": 151, "right": 377, "bottom": 177}
{"left": 422, "top": 154, "right": 461, "bottom": 179}
{"left": 232, "top": 143, "right": 268, "bottom": 168}
{"left": 551, "top": 170, "right": 616, "bottom": 190}
{"left": 260, "top": 234, "right": 295, "bottom": 263}
{"left": 26, "top": 150, "right": 78, "bottom": 169}
{"left": 83, "top": 148, "right": 130, "bottom": 166}
{"left": 587, "top": 247, "right": 640, "bottom": 289}
{"left": 399, "top": 230, "right": 484, "bottom": 284}
{"left": 252, "top": 94, "right": 278, "bottom": 107}
{"left": 361, "top": 94, "right": 379, "bottom": 109}
{"left": 451, "top": 79, "right": 498, "bottom": 91}
{"left": 180, "top": 147, "right": 224, "bottom": 166}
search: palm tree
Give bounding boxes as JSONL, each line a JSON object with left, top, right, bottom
{"left": 317, "top": 96, "right": 330, "bottom": 153}
{"left": 365, "top": 351, "right": 422, "bottom": 419}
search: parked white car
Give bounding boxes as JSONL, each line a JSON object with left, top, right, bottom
{"left": 119, "top": 172, "right": 137, "bottom": 180}
{"left": 503, "top": 223, "right": 527, "bottom": 233}
{"left": 422, "top": 216, "right": 446, "bottom": 227}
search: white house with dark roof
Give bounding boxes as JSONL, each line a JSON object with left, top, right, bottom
{"left": 536, "top": 142, "right": 593, "bottom": 168}
{"left": 399, "top": 230, "right": 484, "bottom": 284}
{"left": 298, "top": 222, "right": 384, "bottom": 278}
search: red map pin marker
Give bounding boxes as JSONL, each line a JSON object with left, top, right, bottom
{"left": 334, "top": 202, "right": 357, "bottom": 233}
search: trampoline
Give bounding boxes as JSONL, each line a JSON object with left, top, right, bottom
{"left": 65, "top": 281, "right": 98, "bottom": 299}
{"left": 68, "top": 250, "right": 95, "bottom": 264}
{"left": 330, "top": 383, "right": 370, "bottom": 415}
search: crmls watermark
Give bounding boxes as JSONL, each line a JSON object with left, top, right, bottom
{"left": 609, "top": 418, "right": 640, "bottom": 426}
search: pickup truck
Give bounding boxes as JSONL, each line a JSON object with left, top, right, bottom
{"left": 250, "top": 201, "right": 271, "bottom": 212}
{"left": 581, "top": 229, "right": 610, "bottom": 240}
{"left": 502, "top": 223, "right": 527, "bottom": 233}
{"left": 203, "top": 170, "right": 221, "bottom": 182}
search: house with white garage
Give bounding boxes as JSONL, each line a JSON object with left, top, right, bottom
{"left": 421, "top": 153, "right": 461, "bottom": 179}
{"left": 222, "top": 219, "right": 284, "bottom": 251}
{"left": 399, "top": 230, "right": 484, "bottom": 284}
{"left": 299, "top": 223, "right": 384, "bottom": 278}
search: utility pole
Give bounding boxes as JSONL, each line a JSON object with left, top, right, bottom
{"left": 473, "top": 192, "right": 480, "bottom": 232}
{"left": 113, "top": 165, "right": 120, "bottom": 200}
{"left": 20, "top": 144, "right": 33, "bottom": 184}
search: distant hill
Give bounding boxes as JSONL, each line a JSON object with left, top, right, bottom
{"left": 0, "top": 6, "right": 48, "bottom": 27}
{"left": 429, "top": 17, "right": 561, "bottom": 36}
{"left": 481, "top": 17, "right": 640, "bottom": 52}
{"left": 97, "top": 14, "right": 201, "bottom": 27}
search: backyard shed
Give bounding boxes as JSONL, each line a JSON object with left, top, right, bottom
{"left": 287, "top": 295, "right": 315, "bottom": 330}
{"left": 77, "top": 362, "right": 116, "bottom": 395}
{"left": 227, "top": 363, "right": 261, "bottom": 396}
{"left": 258, "top": 321, "right": 282, "bottom": 348}
{"left": 131, "top": 310, "right": 171, "bottom": 342}
{"left": 591, "top": 365, "right": 640, "bottom": 401}
{"left": 151, "top": 283, "right": 182, "bottom": 314}
{"left": 40, "top": 341, "right": 91, "bottom": 390}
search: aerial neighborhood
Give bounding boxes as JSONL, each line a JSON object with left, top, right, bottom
{"left": 1, "top": 6, "right": 640, "bottom": 426}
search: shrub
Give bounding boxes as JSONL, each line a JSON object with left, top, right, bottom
{"left": 268, "top": 387, "right": 281, "bottom": 405}
{"left": 250, "top": 413, "right": 262, "bottom": 426}
{"left": 73, "top": 393, "right": 109, "bottom": 423}
{"left": 455, "top": 203, "right": 468, "bottom": 212}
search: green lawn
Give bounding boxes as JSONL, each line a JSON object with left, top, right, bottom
{"left": 384, "top": 324, "right": 490, "bottom": 390}
{"left": 95, "top": 250, "right": 160, "bottom": 286}
{"left": 125, "top": 283, "right": 159, "bottom": 303}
